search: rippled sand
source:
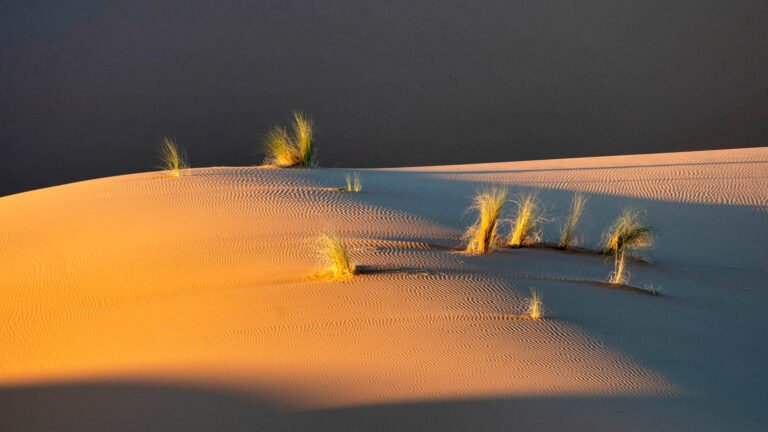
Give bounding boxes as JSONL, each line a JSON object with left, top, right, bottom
{"left": 1, "top": 148, "right": 766, "bottom": 431}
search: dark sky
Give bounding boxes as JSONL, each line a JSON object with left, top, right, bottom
{"left": 2, "top": 0, "right": 767, "bottom": 196}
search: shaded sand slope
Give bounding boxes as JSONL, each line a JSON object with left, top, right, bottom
{"left": 1, "top": 148, "right": 767, "bottom": 430}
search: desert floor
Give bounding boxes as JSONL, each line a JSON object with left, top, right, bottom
{"left": 1, "top": 148, "right": 766, "bottom": 431}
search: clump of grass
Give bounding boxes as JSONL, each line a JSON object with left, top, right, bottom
{"left": 603, "top": 208, "right": 654, "bottom": 285}
{"left": 292, "top": 111, "right": 314, "bottom": 165}
{"left": 559, "top": 193, "right": 587, "bottom": 249}
{"left": 263, "top": 111, "right": 316, "bottom": 167}
{"left": 463, "top": 187, "right": 507, "bottom": 254}
{"left": 264, "top": 126, "right": 295, "bottom": 166}
{"left": 316, "top": 232, "right": 355, "bottom": 279}
{"left": 644, "top": 284, "right": 662, "bottom": 296}
{"left": 507, "top": 192, "right": 545, "bottom": 248}
{"left": 159, "top": 136, "right": 188, "bottom": 177}
{"left": 341, "top": 172, "right": 362, "bottom": 192}
{"left": 528, "top": 289, "right": 543, "bottom": 320}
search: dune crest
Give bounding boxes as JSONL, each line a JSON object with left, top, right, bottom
{"left": 1, "top": 148, "right": 766, "bottom": 429}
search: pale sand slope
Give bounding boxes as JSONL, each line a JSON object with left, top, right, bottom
{"left": 1, "top": 148, "right": 766, "bottom": 431}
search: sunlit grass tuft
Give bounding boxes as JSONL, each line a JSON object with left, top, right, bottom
{"left": 463, "top": 187, "right": 507, "bottom": 254}
{"left": 559, "top": 193, "right": 587, "bottom": 249}
{"left": 507, "top": 192, "right": 545, "bottom": 248}
{"left": 341, "top": 172, "right": 362, "bottom": 192}
{"left": 264, "top": 126, "right": 296, "bottom": 166}
{"left": 528, "top": 289, "right": 543, "bottom": 320}
{"left": 159, "top": 136, "right": 188, "bottom": 178}
{"left": 316, "top": 232, "right": 355, "bottom": 279}
{"left": 263, "top": 111, "right": 316, "bottom": 167}
{"left": 292, "top": 111, "right": 314, "bottom": 166}
{"left": 604, "top": 208, "right": 654, "bottom": 285}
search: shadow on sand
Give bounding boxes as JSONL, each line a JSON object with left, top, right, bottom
{"left": 0, "top": 379, "right": 743, "bottom": 432}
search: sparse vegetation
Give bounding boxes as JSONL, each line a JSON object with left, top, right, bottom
{"left": 528, "top": 289, "right": 543, "bottom": 320}
{"left": 159, "top": 136, "right": 188, "bottom": 177}
{"left": 507, "top": 192, "right": 545, "bottom": 248}
{"left": 263, "top": 112, "right": 315, "bottom": 167}
{"left": 559, "top": 193, "right": 587, "bottom": 249}
{"left": 264, "top": 127, "right": 294, "bottom": 166}
{"left": 463, "top": 187, "right": 507, "bottom": 254}
{"left": 341, "top": 172, "right": 362, "bottom": 192}
{"left": 644, "top": 284, "right": 662, "bottom": 296}
{"left": 316, "top": 232, "right": 355, "bottom": 279}
{"left": 604, "top": 208, "right": 654, "bottom": 285}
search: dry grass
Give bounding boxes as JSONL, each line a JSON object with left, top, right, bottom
{"left": 463, "top": 187, "right": 507, "bottom": 254}
{"left": 264, "top": 126, "right": 295, "bottom": 166}
{"left": 342, "top": 172, "right": 362, "bottom": 192}
{"left": 159, "top": 136, "right": 188, "bottom": 178}
{"left": 316, "top": 232, "right": 355, "bottom": 279}
{"left": 528, "top": 289, "right": 543, "bottom": 320}
{"left": 292, "top": 112, "right": 314, "bottom": 166}
{"left": 559, "top": 193, "right": 587, "bottom": 249}
{"left": 263, "top": 112, "right": 315, "bottom": 167}
{"left": 604, "top": 208, "right": 654, "bottom": 285}
{"left": 610, "top": 250, "right": 628, "bottom": 285}
{"left": 507, "top": 192, "right": 545, "bottom": 248}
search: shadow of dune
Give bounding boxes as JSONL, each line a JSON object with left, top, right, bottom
{"left": 0, "top": 380, "right": 285, "bottom": 432}
{"left": 0, "top": 380, "right": 750, "bottom": 432}
{"left": 338, "top": 168, "right": 768, "bottom": 271}
{"left": 304, "top": 167, "right": 768, "bottom": 428}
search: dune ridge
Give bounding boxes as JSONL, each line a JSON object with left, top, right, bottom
{"left": 1, "top": 148, "right": 767, "bottom": 430}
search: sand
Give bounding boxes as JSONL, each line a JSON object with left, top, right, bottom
{"left": 1, "top": 147, "right": 766, "bottom": 431}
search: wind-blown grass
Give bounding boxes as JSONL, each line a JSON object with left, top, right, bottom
{"left": 463, "top": 187, "right": 507, "bottom": 254}
{"left": 159, "top": 136, "right": 188, "bottom": 178}
{"left": 341, "top": 172, "right": 362, "bottom": 192}
{"left": 263, "top": 112, "right": 315, "bottom": 167}
{"left": 603, "top": 208, "right": 654, "bottom": 285}
{"left": 292, "top": 111, "right": 314, "bottom": 165}
{"left": 559, "top": 193, "right": 587, "bottom": 249}
{"left": 528, "top": 289, "right": 543, "bottom": 320}
{"left": 264, "top": 126, "right": 295, "bottom": 166}
{"left": 507, "top": 192, "right": 545, "bottom": 248}
{"left": 316, "top": 232, "right": 355, "bottom": 279}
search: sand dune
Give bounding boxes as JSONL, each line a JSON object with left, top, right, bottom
{"left": 1, "top": 148, "right": 766, "bottom": 430}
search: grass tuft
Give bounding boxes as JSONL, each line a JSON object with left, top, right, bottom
{"left": 316, "top": 232, "right": 355, "bottom": 279}
{"left": 341, "top": 172, "right": 362, "bottom": 192}
{"left": 159, "top": 136, "right": 188, "bottom": 178}
{"left": 463, "top": 187, "right": 507, "bottom": 254}
{"left": 604, "top": 208, "right": 654, "bottom": 285}
{"left": 263, "top": 112, "right": 316, "bottom": 167}
{"left": 507, "top": 192, "right": 545, "bottom": 248}
{"left": 528, "top": 289, "right": 543, "bottom": 320}
{"left": 292, "top": 112, "right": 314, "bottom": 166}
{"left": 559, "top": 193, "right": 587, "bottom": 249}
{"left": 264, "top": 126, "right": 295, "bottom": 166}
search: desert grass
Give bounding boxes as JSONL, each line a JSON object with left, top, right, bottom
{"left": 341, "top": 172, "right": 362, "bottom": 192}
{"left": 159, "top": 136, "right": 188, "bottom": 177}
{"left": 316, "top": 232, "right": 355, "bottom": 279}
{"left": 604, "top": 208, "right": 654, "bottom": 285}
{"left": 264, "top": 112, "right": 315, "bottom": 167}
{"left": 559, "top": 193, "right": 587, "bottom": 249}
{"left": 528, "top": 289, "right": 543, "bottom": 320}
{"left": 507, "top": 192, "right": 545, "bottom": 248}
{"left": 463, "top": 187, "right": 507, "bottom": 254}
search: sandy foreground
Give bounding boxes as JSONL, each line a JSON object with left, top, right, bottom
{"left": 1, "top": 148, "right": 766, "bottom": 431}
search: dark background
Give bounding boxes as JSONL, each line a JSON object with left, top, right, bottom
{"left": 2, "top": 0, "right": 767, "bottom": 196}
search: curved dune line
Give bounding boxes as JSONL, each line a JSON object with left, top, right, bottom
{"left": 3, "top": 149, "right": 765, "bottom": 412}
{"left": 422, "top": 154, "right": 768, "bottom": 208}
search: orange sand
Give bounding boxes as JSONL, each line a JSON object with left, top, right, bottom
{"left": 1, "top": 148, "right": 766, "bottom": 430}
